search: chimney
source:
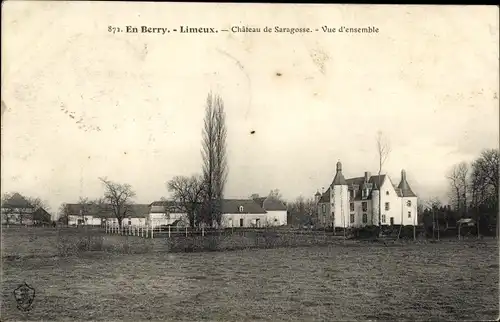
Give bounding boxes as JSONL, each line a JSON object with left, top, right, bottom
{"left": 401, "top": 169, "right": 407, "bottom": 182}
{"left": 364, "top": 171, "right": 371, "bottom": 182}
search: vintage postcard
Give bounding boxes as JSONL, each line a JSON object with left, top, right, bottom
{"left": 1, "top": 2, "right": 499, "bottom": 321}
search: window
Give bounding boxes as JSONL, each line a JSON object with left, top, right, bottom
{"left": 274, "top": 218, "right": 278, "bottom": 222}
{"left": 350, "top": 213, "right": 355, "bottom": 223}
{"left": 240, "top": 218, "right": 244, "bottom": 227}
{"left": 350, "top": 203, "right": 354, "bottom": 211}
{"left": 128, "top": 218, "right": 131, "bottom": 226}
{"left": 386, "top": 191, "right": 389, "bottom": 195}
{"left": 406, "top": 200, "right": 412, "bottom": 207}
{"left": 385, "top": 202, "right": 390, "bottom": 211}
{"left": 362, "top": 213, "right": 368, "bottom": 223}
{"left": 408, "top": 211, "right": 411, "bottom": 218}
{"left": 239, "top": 206, "right": 244, "bottom": 213}
{"left": 362, "top": 202, "right": 368, "bottom": 212}
{"left": 322, "top": 204, "right": 326, "bottom": 213}
{"left": 381, "top": 215, "right": 386, "bottom": 223}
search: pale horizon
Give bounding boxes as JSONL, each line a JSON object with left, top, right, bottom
{"left": 1, "top": 3, "right": 498, "bottom": 218}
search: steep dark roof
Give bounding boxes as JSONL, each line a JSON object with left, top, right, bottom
{"left": 150, "top": 199, "right": 268, "bottom": 214}
{"left": 396, "top": 182, "right": 417, "bottom": 197}
{"left": 331, "top": 161, "right": 347, "bottom": 185}
{"left": 252, "top": 197, "right": 267, "bottom": 208}
{"left": 319, "top": 174, "right": 387, "bottom": 203}
{"left": 65, "top": 203, "right": 151, "bottom": 218}
{"left": 2, "top": 193, "right": 33, "bottom": 209}
{"left": 149, "top": 200, "right": 185, "bottom": 213}
{"left": 254, "top": 196, "right": 287, "bottom": 211}
{"left": 263, "top": 198, "right": 287, "bottom": 211}
{"left": 318, "top": 188, "right": 330, "bottom": 203}
{"left": 222, "top": 199, "right": 267, "bottom": 214}
{"left": 33, "top": 207, "right": 51, "bottom": 223}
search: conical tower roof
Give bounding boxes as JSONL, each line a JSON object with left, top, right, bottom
{"left": 331, "top": 161, "right": 347, "bottom": 185}
{"left": 397, "top": 169, "right": 417, "bottom": 197}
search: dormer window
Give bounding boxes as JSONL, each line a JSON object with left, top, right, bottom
{"left": 239, "top": 206, "right": 244, "bottom": 213}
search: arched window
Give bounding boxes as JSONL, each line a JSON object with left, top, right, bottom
{"left": 239, "top": 206, "right": 244, "bottom": 213}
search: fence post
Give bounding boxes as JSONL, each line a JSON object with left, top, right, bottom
{"left": 169, "top": 225, "right": 171, "bottom": 238}
{"left": 202, "top": 226, "right": 205, "bottom": 237}
{"left": 185, "top": 226, "right": 188, "bottom": 237}
{"left": 151, "top": 226, "right": 154, "bottom": 239}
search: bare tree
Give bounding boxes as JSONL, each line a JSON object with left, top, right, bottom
{"left": 469, "top": 149, "right": 499, "bottom": 238}
{"left": 167, "top": 175, "right": 205, "bottom": 228}
{"left": 447, "top": 162, "right": 469, "bottom": 217}
{"left": 99, "top": 177, "right": 136, "bottom": 228}
{"left": 268, "top": 189, "right": 284, "bottom": 201}
{"left": 73, "top": 197, "right": 93, "bottom": 225}
{"left": 201, "top": 92, "right": 228, "bottom": 227}
{"left": 376, "top": 131, "right": 391, "bottom": 234}
{"left": 287, "top": 196, "right": 317, "bottom": 227}
{"left": 58, "top": 203, "right": 70, "bottom": 225}
{"left": 25, "top": 197, "right": 51, "bottom": 213}
{"left": 250, "top": 193, "right": 260, "bottom": 200}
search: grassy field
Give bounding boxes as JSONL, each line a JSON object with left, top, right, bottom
{"left": 1, "top": 227, "right": 498, "bottom": 321}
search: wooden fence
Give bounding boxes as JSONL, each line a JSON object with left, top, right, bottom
{"left": 104, "top": 223, "right": 343, "bottom": 239}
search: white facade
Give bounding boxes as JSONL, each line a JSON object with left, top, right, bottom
{"left": 68, "top": 215, "right": 102, "bottom": 226}
{"left": 265, "top": 210, "right": 287, "bottom": 226}
{"left": 221, "top": 213, "right": 268, "bottom": 228}
{"left": 331, "top": 185, "right": 350, "bottom": 229}
{"left": 147, "top": 212, "right": 188, "bottom": 228}
{"left": 375, "top": 176, "right": 418, "bottom": 226}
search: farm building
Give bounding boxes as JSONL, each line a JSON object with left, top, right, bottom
{"left": 63, "top": 203, "right": 150, "bottom": 227}
{"left": 252, "top": 196, "right": 288, "bottom": 226}
{"left": 1, "top": 193, "right": 36, "bottom": 225}
{"left": 315, "top": 161, "right": 418, "bottom": 229}
{"left": 147, "top": 197, "right": 288, "bottom": 228}
{"left": 32, "top": 207, "right": 52, "bottom": 225}
{"left": 148, "top": 200, "right": 189, "bottom": 228}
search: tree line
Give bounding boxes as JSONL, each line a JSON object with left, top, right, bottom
{"left": 419, "top": 149, "right": 499, "bottom": 237}
{"left": 445, "top": 149, "right": 498, "bottom": 234}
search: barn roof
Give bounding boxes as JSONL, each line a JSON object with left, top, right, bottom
{"left": 65, "top": 203, "right": 150, "bottom": 218}
{"left": 2, "top": 193, "right": 33, "bottom": 209}
{"left": 222, "top": 199, "right": 267, "bottom": 214}
{"left": 33, "top": 207, "right": 52, "bottom": 222}
{"left": 253, "top": 197, "right": 287, "bottom": 211}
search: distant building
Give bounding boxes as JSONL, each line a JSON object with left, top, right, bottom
{"left": 148, "top": 197, "right": 288, "bottom": 228}
{"left": 148, "top": 200, "right": 189, "bottom": 228}
{"left": 252, "top": 196, "right": 288, "bottom": 226}
{"left": 315, "top": 161, "right": 418, "bottom": 228}
{"left": 32, "top": 207, "right": 52, "bottom": 225}
{"left": 64, "top": 203, "right": 150, "bottom": 227}
{"left": 1, "top": 193, "right": 35, "bottom": 225}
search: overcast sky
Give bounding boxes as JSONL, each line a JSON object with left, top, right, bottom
{"left": 2, "top": 3, "right": 498, "bottom": 217}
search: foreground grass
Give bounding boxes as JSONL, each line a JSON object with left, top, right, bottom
{"left": 1, "top": 231, "right": 498, "bottom": 321}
